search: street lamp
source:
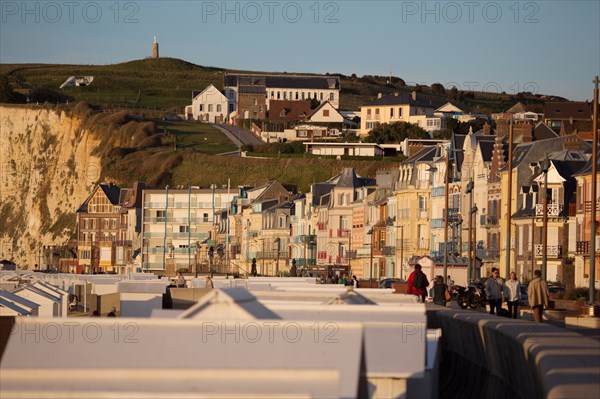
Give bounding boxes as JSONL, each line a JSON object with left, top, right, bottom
{"left": 449, "top": 218, "right": 463, "bottom": 255}
{"left": 466, "top": 180, "right": 475, "bottom": 282}
{"left": 443, "top": 148, "right": 450, "bottom": 285}
{"left": 588, "top": 75, "right": 598, "bottom": 308}
{"left": 367, "top": 228, "right": 374, "bottom": 286}
{"left": 274, "top": 237, "right": 281, "bottom": 277}
{"left": 539, "top": 156, "right": 551, "bottom": 280}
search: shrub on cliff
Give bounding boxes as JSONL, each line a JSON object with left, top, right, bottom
{"left": 0, "top": 74, "right": 26, "bottom": 103}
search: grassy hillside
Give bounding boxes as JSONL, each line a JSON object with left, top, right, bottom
{"left": 2, "top": 57, "right": 554, "bottom": 113}
{"left": 61, "top": 102, "right": 392, "bottom": 192}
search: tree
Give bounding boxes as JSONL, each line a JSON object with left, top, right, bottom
{"left": 364, "top": 122, "right": 429, "bottom": 144}
{"left": 0, "top": 74, "right": 26, "bottom": 103}
{"left": 449, "top": 86, "right": 459, "bottom": 101}
{"left": 431, "top": 83, "right": 446, "bottom": 95}
{"left": 435, "top": 117, "right": 488, "bottom": 139}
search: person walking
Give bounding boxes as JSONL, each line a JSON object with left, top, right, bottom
{"left": 503, "top": 272, "right": 520, "bottom": 319}
{"left": 432, "top": 276, "right": 448, "bottom": 307}
{"left": 407, "top": 264, "right": 429, "bottom": 303}
{"left": 528, "top": 269, "right": 550, "bottom": 323}
{"left": 485, "top": 267, "right": 504, "bottom": 316}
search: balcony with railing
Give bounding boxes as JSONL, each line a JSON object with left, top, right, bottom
{"left": 576, "top": 241, "right": 590, "bottom": 255}
{"left": 535, "top": 203, "right": 564, "bottom": 217}
{"left": 583, "top": 201, "right": 600, "bottom": 213}
{"left": 337, "top": 229, "right": 350, "bottom": 238}
{"left": 534, "top": 244, "right": 562, "bottom": 257}
{"left": 335, "top": 256, "right": 348, "bottom": 264}
{"left": 382, "top": 246, "right": 395, "bottom": 256}
{"left": 484, "top": 216, "right": 498, "bottom": 227}
{"left": 294, "top": 258, "right": 316, "bottom": 266}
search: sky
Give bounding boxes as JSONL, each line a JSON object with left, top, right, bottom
{"left": 1, "top": 0, "right": 599, "bottom": 101}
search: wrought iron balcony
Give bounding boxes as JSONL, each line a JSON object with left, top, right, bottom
{"left": 382, "top": 246, "right": 395, "bottom": 256}
{"left": 576, "top": 241, "right": 590, "bottom": 255}
{"left": 534, "top": 244, "right": 562, "bottom": 257}
{"left": 535, "top": 204, "right": 563, "bottom": 217}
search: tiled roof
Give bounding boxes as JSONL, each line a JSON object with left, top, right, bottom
{"left": 334, "top": 168, "right": 376, "bottom": 189}
{"left": 479, "top": 141, "right": 495, "bottom": 162}
{"left": 100, "top": 183, "right": 122, "bottom": 205}
{"left": 268, "top": 100, "right": 312, "bottom": 122}
{"left": 225, "top": 74, "right": 340, "bottom": 90}
{"left": 238, "top": 85, "right": 265, "bottom": 94}
{"left": 543, "top": 101, "right": 592, "bottom": 120}
{"left": 533, "top": 122, "right": 559, "bottom": 140}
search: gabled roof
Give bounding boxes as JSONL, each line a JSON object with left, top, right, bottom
{"left": 323, "top": 289, "right": 377, "bottom": 305}
{"left": 0, "top": 297, "right": 31, "bottom": 315}
{"left": 307, "top": 101, "right": 344, "bottom": 120}
{"left": 533, "top": 122, "right": 559, "bottom": 140}
{"left": 178, "top": 288, "right": 281, "bottom": 320}
{"left": 310, "top": 183, "right": 335, "bottom": 206}
{"left": 122, "top": 182, "right": 147, "bottom": 209}
{"left": 0, "top": 290, "right": 40, "bottom": 309}
{"left": 77, "top": 183, "right": 123, "bottom": 213}
{"left": 331, "top": 168, "right": 376, "bottom": 189}
{"left": 510, "top": 134, "right": 592, "bottom": 169}
{"left": 560, "top": 119, "right": 595, "bottom": 139}
{"left": 506, "top": 102, "right": 528, "bottom": 114}
{"left": 13, "top": 285, "right": 61, "bottom": 303}
{"left": 573, "top": 150, "right": 600, "bottom": 176}
{"left": 479, "top": 140, "right": 495, "bottom": 162}
{"left": 192, "top": 84, "right": 225, "bottom": 100}
{"left": 268, "top": 100, "right": 312, "bottom": 122}
{"left": 544, "top": 101, "right": 592, "bottom": 120}
{"left": 402, "top": 145, "right": 438, "bottom": 164}
{"left": 435, "top": 102, "right": 464, "bottom": 113}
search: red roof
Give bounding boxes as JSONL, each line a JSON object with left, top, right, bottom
{"left": 268, "top": 100, "right": 312, "bottom": 122}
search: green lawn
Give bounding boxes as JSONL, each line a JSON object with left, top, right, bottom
{"left": 153, "top": 120, "right": 237, "bottom": 154}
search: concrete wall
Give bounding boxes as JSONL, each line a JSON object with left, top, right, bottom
{"left": 428, "top": 308, "right": 600, "bottom": 399}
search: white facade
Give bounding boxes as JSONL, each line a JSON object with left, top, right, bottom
{"left": 306, "top": 101, "right": 344, "bottom": 124}
{"left": 224, "top": 74, "right": 340, "bottom": 114}
{"left": 304, "top": 142, "right": 384, "bottom": 157}
{"left": 188, "top": 84, "right": 229, "bottom": 122}
{"left": 409, "top": 115, "right": 446, "bottom": 133}
{"left": 141, "top": 188, "right": 237, "bottom": 272}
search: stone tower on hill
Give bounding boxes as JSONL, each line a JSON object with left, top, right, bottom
{"left": 152, "top": 36, "right": 159, "bottom": 59}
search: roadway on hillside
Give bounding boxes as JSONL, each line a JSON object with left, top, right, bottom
{"left": 211, "top": 123, "right": 263, "bottom": 156}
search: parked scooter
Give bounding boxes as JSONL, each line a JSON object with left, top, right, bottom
{"left": 455, "top": 280, "right": 487, "bottom": 309}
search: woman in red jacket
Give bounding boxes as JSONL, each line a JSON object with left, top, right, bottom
{"left": 407, "top": 264, "right": 429, "bottom": 302}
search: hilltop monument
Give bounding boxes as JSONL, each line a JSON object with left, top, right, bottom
{"left": 152, "top": 36, "right": 159, "bottom": 59}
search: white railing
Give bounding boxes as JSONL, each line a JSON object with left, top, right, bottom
{"left": 534, "top": 245, "right": 562, "bottom": 257}
{"left": 535, "top": 204, "right": 563, "bottom": 216}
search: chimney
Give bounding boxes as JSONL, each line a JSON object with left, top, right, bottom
{"left": 377, "top": 93, "right": 383, "bottom": 99}
{"left": 563, "top": 136, "right": 581, "bottom": 151}
{"left": 411, "top": 91, "right": 417, "bottom": 101}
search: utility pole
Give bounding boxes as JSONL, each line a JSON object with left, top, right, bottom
{"left": 541, "top": 155, "right": 550, "bottom": 280}
{"left": 443, "top": 147, "right": 450, "bottom": 285}
{"left": 589, "top": 75, "right": 598, "bottom": 307}
{"left": 466, "top": 180, "right": 474, "bottom": 282}
{"left": 505, "top": 118, "right": 514, "bottom": 278}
